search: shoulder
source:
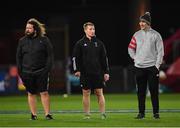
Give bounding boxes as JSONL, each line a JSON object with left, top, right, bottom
{"left": 39, "top": 36, "right": 52, "bottom": 47}
{"left": 76, "top": 37, "right": 85, "bottom": 46}
{"left": 96, "top": 38, "right": 103, "bottom": 43}
{"left": 19, "top": 36, "right": 26, "bottom": 42}
{"left": 94, "top": 37, "right": 104, "bottom": 47}
{"left": 153, "top": 29, "right": 161, "bottom": 35}
{"left": 151, "top": 29, "right": 162, "bottom": 39}
{"left": 40, "top": 36, "right": 50, "bottom": 42}
{"left": 18, "top": 36, "right": 27, "bottom": 45}
{"left": 134, "top": 30, "right": 142, "bottom": 37}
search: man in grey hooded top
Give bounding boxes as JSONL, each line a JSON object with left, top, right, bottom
{"left": 128, "top": 12, "right": 164, "bottom": 119}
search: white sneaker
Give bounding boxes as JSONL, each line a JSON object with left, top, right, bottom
{"left": 101, "top": 113, "right": 106, "bottom": 119}
{"left": 83, "top": 114, "right": 91, "bottom": 119}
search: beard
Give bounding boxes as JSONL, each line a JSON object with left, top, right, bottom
{"left": 25, "top": 31, "right": 36, "bottom": 38}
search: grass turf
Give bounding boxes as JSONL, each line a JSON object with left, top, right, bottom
{"left": 0, "top": 93, "right": 180, "bottom": 127}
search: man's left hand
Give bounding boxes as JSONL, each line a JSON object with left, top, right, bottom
{"left": 104, "top": 74, "right": 110, "bottom": 82}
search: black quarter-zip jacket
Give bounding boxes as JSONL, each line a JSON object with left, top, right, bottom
{"left": 72, "top": 36, "right": 109, "bottom": 76}
{"left": 16, "top": 35, "right": 53, "bottom": 75}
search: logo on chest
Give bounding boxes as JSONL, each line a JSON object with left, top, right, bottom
{"left": 84, "top": 43, "right": 87, "bottom": 47}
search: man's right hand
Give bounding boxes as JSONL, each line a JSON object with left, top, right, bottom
{"left": 74, "top": 71, "right": 81, "bottom": 77}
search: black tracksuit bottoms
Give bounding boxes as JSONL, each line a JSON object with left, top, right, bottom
{"left": 135, "top": 66, "right": 159, "bottom": 115}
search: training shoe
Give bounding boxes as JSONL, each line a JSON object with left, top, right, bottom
{"left": 101, "top": 113, "right": 107, "bottom": 120}
{"left": 45, "top": 114, "right": 53, "bottom": 120}
{"left": 153, "top": 113, "right": 160, "bottom": 119}
{"left": 135, "top": 113, "right": 145, "bottom": 119}
{"left": 83, "top": 114, "right": 91, "bottom": 119}
{"left": 31, "top": 114, "right": 37, "bottom": 120}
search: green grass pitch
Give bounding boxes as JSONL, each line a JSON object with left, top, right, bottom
{"left": 0, "top": 93, "right": 180, "bottom": 127}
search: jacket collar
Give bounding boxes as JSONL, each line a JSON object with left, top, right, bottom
{"left": 83, "top": 35, "right": 97, "bottom": 42}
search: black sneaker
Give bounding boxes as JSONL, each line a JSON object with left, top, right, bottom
{"left": 45, "top": 114, "right": 53, "bottom": 120}
{"left": 153, "top": 113, "right": 160, "bottom": 119}
{"left": 31, "top": 114, "right": 37, "bottom": 120}
{"left": 135, "top": 113, "right": 145, "bottom": 119}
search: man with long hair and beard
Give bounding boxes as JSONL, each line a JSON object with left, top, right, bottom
{"left": 16, "top": 18, "right": 54, "bottom": 120}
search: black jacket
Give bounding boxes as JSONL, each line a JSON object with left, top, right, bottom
{"left": 72, "top": 36, "right": 109, "bottom": 76}
{"left": 16, "top": 35, "right": 54, "bottom": 76}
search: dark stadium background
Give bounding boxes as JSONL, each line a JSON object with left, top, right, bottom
{"left": 0, "top": 0, "right": 179, "bottom": 94}
{"left": 0, "top": 0, "right": 179, "bottom": 66}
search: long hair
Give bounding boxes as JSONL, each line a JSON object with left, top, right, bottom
{"left": 27, "top": 18, "right": 46, "bottom": 37}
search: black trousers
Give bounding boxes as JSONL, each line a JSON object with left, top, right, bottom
{"left": 135, "top": 66, "right": 159, "bottom": 114}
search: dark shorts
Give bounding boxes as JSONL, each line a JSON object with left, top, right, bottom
{"left": 80, "top": 74, "right": 105, "bottom": 90}
{"left": 21, "top": 72, "right": 49, "bottom": 94}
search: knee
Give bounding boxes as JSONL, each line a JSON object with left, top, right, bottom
{"left": 28, "top": 92, "right": 36, "bottom": 97}
{"left": 40, "top": 91, "right": 49, "bottom": 96}
{"left": 95, "top": 91, "right": 103, "bottom": 97}
{"left": 83, "top": 90, "right": 91, "bottom": 97}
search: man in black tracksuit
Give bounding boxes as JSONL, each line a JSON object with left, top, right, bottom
{"left": 72, "top": 22, "right": 109, "bottom": 119}
{"left": 16, "top": 18, "right": 54, "bottom": 120}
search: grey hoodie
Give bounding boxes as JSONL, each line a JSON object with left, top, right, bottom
{"left": 128, "top": 28, "right": 164, "bottom": 69}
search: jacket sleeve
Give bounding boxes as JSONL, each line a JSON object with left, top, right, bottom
{"left": 16, "top": 40, "right": 22, "bottom": 76}
{"left": 72, "top": 42, "right": 81, "bottom": 73}
{"left": 128, "top": 36, "right": 136, "bottom": 60}
{"left": 155, "top": 33, "right": 164, "bottom": 69}
{"left": 45, "top": 37, "right": 54, "bottom": 73}
{"left": 100, "top": 43, "right": 109, "bottom": 74}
